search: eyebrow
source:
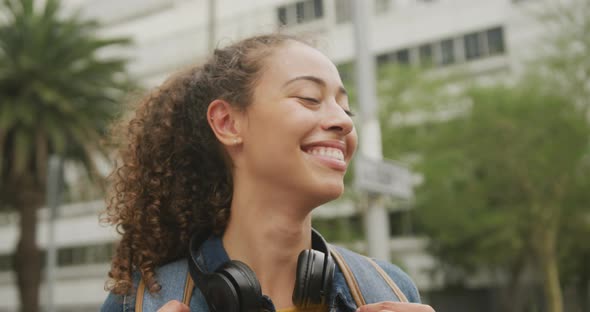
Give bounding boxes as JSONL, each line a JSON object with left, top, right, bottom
{"left": 282, "top": 75, "right": 348, "bottom": 97}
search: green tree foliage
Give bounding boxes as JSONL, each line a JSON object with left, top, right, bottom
{"left": 375, "top": 1, "right": 590, "bottom": 311}
{"left": 0, "top": 0, "right": 132, "bottom": 311}
{"left": 530, "top": 0, "right": 590, "bottom": 111}
{"left": 381, "top": 78, "right": 589, "bottom": 312}
{"left": 378, "top": 65, "right": 464, "bottom": 164}
{"left": 528, "top": 1, "right": 590, "bottom": 310}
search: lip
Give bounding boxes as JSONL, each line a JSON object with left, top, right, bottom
{"left": 301, "top": 140, "right": 348, "bottom": 172}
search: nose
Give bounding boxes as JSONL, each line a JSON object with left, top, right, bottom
{"left": 321, "top": 100, "right": 354, "bottom": 135}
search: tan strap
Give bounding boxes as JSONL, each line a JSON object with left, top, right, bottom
{"left": 133, "top": 274, "right": 194, "bottom": 312}
{"left": 330, "top": 247, "right": 366, "bottom": 307}
{"left": 135, "top": 279, "right": 145, "bottom": 312}
{"left": 364, "top": 257, "right": 409, "bottom": 303}
{"left": 182, "top": 272, "right": 195, "bottom": 305}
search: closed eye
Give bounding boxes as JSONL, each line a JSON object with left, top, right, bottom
{"left": 296, "top": 96, "right": 321, "bottom": 104}
{"left": 295, "top": 96, "right": 354, "bottom": 117}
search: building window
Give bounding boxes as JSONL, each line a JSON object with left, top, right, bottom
{"left": 278, "top": 0, "right": 324, "bottom": 26}
{"left": 0, "top": 254, "right": 12, "bottom": 272}
{"left": 296, "top": 2, "right": 306, "bottom": 23}
{"left": 396, "top": 49, "right": 410, "bottom": 65}
{"left": 0, "top": 243, "right": 115, "bottom": 271}
{"left": 314, "top": 0, "right": 324, "bottom": 18}
{"left": 85, "top": 243, "right": 114, "bottom": 264}
{"left": 377, "top": 52, "right": 393, "bottom": 66}
{"left": 418, "top": 44, "right": 433, "bottom": 66}
{"left": 375, "top": 26, "right": 504, "bottom": 70}
{"left": 58, "top": 248, "right": 74, "bottom": 266}
{"left": 486, "top": 27, "right": 505, "bottom": 55}
{"left": 377, "top": 49, "right": 411, "bottom": 67}
{"left": 464, "top": 32, "right": 483, "bottom": 60}
{"left": 335, "top": 0, "right": 351, "bottom": 24}
{"left": 278, "top": 7, "right": 288, "bottom": 25}
{"left": 463, "top": 27, "right": 505, "bottom": 60}
{"left": 440, "top": 39, "right": 455, "bottom": 65}
{"left": 57, "top": 243, "right": 114, "bottom": 267}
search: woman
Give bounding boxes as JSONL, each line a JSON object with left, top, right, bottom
{"left": 101, "top": 34, "right": 434, "bottom": 312}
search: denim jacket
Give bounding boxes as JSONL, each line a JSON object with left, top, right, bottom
{"left": 100, "top": 235, "right": 421, "bottom": 312}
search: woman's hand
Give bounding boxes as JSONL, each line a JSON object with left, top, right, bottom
{"left": 356, "top": 302, "right": 435, "bottom": 312}
{"left": 157, "top": 300, "right": 190, "bottom": 312}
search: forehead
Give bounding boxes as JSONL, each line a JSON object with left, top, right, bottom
{"left": 258, "top": 41, "right": 342, "bottom": 87}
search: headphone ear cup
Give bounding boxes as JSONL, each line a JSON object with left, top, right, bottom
{"left": 217, "top": 260, "right": 262, "bottom": 312}
{"left": 293, "top": 250, "right": 309, "bottom": 306}
{"left": 322, "top": 254, "right": 335, "bottom": 299}
{"left": 293, "top": 250, "right": 325, "bottom": 307}
{"left": 201, "top": 273, "right": 241, "bottom": 312}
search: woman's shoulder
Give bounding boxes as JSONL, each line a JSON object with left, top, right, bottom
{"left": 330, "top": 244, "right": 421, "bottom": 303}
{"left": 370, "top": 258, "right": 421, "bottom": 303}
{"left": 100, "top": 270, "right": 142, "bottom": 312}
{"left": 155, "top": 257, "right": 190, "bottom": 279}
{"left": 100, "top": 258, "right": 191, "bottom": 312}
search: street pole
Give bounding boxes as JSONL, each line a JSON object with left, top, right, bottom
{"left": 45, "top": 155, "right": 63, "bottom": 312}
{"left": 351, "top": 0, "right": 391, "bottom": 261}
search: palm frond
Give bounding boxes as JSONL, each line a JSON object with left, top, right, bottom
{"left": 0, "top": 0, "right": 134, "bottom": 194}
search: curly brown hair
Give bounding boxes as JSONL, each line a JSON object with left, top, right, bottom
{"left": 102, "top": 34, "right": 307, "bottom": 295}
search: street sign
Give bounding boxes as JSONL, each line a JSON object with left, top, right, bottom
{"left": 354, "top": 155, "right": 414, "bottom": 198}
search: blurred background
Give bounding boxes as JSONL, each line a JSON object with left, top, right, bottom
{"left": 0, "top": 0, "right": 588, "bottom": 312}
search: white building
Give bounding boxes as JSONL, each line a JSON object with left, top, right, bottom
{"left": 0, "top": 0, "right": 549, "bottom": 311}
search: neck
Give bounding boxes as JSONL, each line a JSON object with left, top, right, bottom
{"left": 222, "top": 189, "right": 314, "bottom": 309}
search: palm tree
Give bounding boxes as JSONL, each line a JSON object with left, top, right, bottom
{"left": 0, "top": 1, "right": 132, "bottom": 311}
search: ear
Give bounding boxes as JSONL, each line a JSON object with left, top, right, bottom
{"left": 207, "top": 99, "right": 243, "bottom": 146}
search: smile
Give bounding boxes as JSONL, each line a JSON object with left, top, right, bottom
{"left": 301, "top": 141, "right": 348, "bottom": 172}
{"left": 305, "top": 147, "right": 344, "bottom": 161}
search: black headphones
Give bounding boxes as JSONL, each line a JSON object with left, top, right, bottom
{"left": 188, "top": 229, "right": 335, "bottom": 312}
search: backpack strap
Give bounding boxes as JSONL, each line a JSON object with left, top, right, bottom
{"left": 329, "top": 245, "right": 409, "bottom": 305}
{"left": 330, "top": 246, "right": 366, "bottom": 307}
{"left": 364, "top": 257, "right": 409, "bottom": 302}
{"left": 182, "top": 273, "right": 195, "bottom": 305}
{"left": 135, "top": 281, "right": 145, "bottom": 312}
{"left": 134, "top": 259, "right": 197, "bottom": 311}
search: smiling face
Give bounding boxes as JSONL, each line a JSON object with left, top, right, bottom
{"left": 233, "top": 41, "right": 358, "bottom": 207}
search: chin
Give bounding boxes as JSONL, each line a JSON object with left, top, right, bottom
{"left": 315, "top": 181, "right": 345, "bottom": 203}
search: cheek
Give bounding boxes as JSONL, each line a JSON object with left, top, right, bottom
{"left": 270, "top": 107, "right": 318, "bottom": 143}
{"left": 246, "top": 110, "right": 314, "bottom": 156}
{"left": 346, "top": 129, "right": 358, "bottom": 160}
{"left": 244, "top": 99, "right": 321, "bottom": 161}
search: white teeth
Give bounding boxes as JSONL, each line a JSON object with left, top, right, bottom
{"left": 306, "top": 147, "right": 344, "bottom": 161}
